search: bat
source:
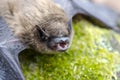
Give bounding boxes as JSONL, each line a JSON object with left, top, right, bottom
{"left": 0, "top": 0, "right": 119, "bottom": 80}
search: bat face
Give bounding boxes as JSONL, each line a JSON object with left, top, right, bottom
{"left": 32, "top": 18, "right": 73, "bottom": 53}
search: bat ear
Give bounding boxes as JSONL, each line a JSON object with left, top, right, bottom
{"left": 68, "top": 19, "right": 72, "bottom": 32}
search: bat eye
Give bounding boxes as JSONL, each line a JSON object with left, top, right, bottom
{"left": 36, "top": 25, "right": 49, "bottom": 41}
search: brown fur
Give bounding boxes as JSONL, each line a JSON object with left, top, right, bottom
{"left": 0, "top": 0, "right": 73, "bottom": 53}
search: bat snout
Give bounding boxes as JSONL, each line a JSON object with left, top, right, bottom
{"left": 48, "top": 37, "right": 70, "bottom": 52}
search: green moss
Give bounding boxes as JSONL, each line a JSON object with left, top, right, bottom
{"left": 20, "top": 20, "right": 120, "bottom": 80}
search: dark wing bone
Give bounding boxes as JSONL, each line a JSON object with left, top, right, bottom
{"left": 0, "top": 17, "right": 26, "bottom": 80}
{"left": 54, "top": 0, "right": 120, "bottom": 31}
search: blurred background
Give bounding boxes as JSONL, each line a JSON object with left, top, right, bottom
{"left": 92, "top": 0, "right": 120, "bottom": 13}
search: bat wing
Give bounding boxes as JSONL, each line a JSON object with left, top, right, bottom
{"left": 54, "top": 0, "right": 120, "bottom": 31}
{"left": 0, "top": 17, "right": 26, "bottom": 80}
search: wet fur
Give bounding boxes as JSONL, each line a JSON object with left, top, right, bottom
{"left": 0, "top": 0, "right": 73, "bottom": 53}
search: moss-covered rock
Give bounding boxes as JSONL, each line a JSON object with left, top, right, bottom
{"left": 20, "top": 20, "right": 120, "bottom": 80}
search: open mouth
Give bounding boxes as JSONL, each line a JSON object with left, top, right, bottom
{"left": 48, "top": 37, "right": 70, "bottom": 52}
{"left": 52, "top": 41, "right": 69, "bottom": 51}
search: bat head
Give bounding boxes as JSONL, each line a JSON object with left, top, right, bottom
{"left": 17, "top": 13, "right": 73, "bottom": 53}
{"left": 32, "top": 15, "right": 73, "bottom": 53}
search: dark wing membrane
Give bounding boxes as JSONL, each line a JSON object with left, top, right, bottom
{"left": 54, "top": 0, "right": 120, "bottom": 31}
{"left": 0, "top": 47, "right": 25, "bottom": 80}
{"left": 0, "top": 17, "right": 26, "bottom": 80}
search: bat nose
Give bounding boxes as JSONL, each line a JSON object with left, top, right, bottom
{"left": 53, "top": 37, "right": 70, "bottom": 44}
{"left": 48, "top": 37, "right": 70, "bottom": 51}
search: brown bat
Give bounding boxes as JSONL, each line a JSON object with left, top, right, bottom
{"left": 0, "top": 0, "right": 119, "bottom": 80}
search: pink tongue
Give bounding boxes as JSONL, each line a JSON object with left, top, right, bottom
{"left": 59, "top": 42, "right": 66, "bottom": 48}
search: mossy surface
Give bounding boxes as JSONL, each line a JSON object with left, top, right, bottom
{"left": 20, "top": 20, "right": 120, "bottom": 80}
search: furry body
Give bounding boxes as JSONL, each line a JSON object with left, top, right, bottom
{"left": 0, "top": 0, "right": 73, "bottom": 53}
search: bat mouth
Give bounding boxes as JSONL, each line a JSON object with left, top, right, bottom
{"left": 48, "top": 37, "right": 70, "bottom": 52}
{"left": 52, "top": 41, "right": 69, "bottom": 51}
